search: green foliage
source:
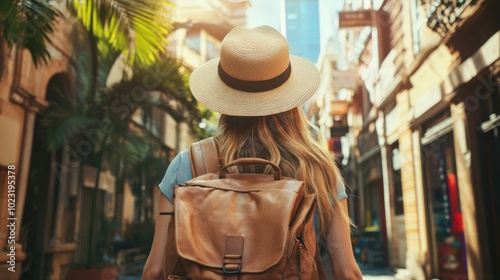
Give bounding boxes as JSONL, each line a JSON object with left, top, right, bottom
{"left": 123, "top": 220, "right": 155, "bottom": 255}
{"left": 2, "top": 0, "right": 210, "bottom": 269}
{"left": 95, "top": 214, "right": 117, "bottom": 261}
{"left": 71, "top": 0, "right": 174, "bottom": 65}
{"left": 40, "top": 88, "right": 95, "bottom": 151}
{"left": 0, "top": 0, "right": 61, "bottom": 66}
{"left": 1, "top": 0, "right": 173, "bottom": 66}
{"left": 132, "top": 59, "right": 198, "bottom": 118}
{"left": 106, "top": 130, "right": 149, "bottom": 178}
{"left": 143, "top": 154, "right": 170, "bottom": 185}
{"left": 39, "top": 23, "right": 194, "bottom": 268}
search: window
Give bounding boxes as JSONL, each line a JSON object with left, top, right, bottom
{"left": 185, "top": 35, "right": 201, "bottom": 53}
{"left": 410, "top": 0, "right": 422, "bottom": 55}
{"left": 207, "top": 40, "right": 217, "bottom": 61}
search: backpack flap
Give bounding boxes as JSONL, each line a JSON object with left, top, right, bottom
{"left": 174, "top": 177, "right": 305, "bottom": 274}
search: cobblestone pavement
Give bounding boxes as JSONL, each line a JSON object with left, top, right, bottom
{"left": 362, "top": 275, "right": 397, "bottom": 280}
{"left": 362, "top": 273, "right": 397, "bottom": 280}
{"left": 359, "top": 263, "right": 397, "bottom": 280}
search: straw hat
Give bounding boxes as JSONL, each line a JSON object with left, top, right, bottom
{"left": 189, "top": 25, "right": 320, "bottom": 116}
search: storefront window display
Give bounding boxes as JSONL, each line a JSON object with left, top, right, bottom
{"left": 423, "top": 133, "right": 468, "bottom": 280}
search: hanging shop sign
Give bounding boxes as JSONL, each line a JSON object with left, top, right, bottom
{"left": 357, "top": 127, "right": 379, "bottom": 156}
{"left": 330, "top": 100, "right": 350, "bottom": 116}
{"left": 339, "top": 10, "right": 374, "bottom": 28}
{"left": 330, "top": 126, "right": 349, "bottom": 137}
{"left": 330, "top": 105, "right": 349, "bottom": 137}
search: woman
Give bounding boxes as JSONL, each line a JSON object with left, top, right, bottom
{"left": 143, "top": 25, "right": 362, "bottom": 280}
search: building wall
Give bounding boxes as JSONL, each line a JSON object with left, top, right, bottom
{"left": 122, "top": 181, "right": 136, "bottom": 233}
{"left": 171, "top": 0, "right": 249, "bottom": 27}
{"left": 165, "top": 0, "right": 250, "bottom": 149}
{"left": 334, "top": 0, "right": 499, "bottom": 279}
{"left": 0, "top": 8, "right": 75, "bottom": 280}
{"left": 405, "top": 1, "right": 499, "bottom": 277}
{"left": 1, "top": 3, "right": 199, "bottom": 279}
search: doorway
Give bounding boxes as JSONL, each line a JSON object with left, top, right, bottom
{"left": 478, "top": 121, "right": 500, "bottom": 279}
{"left": 20, "top": 74, "right": 71, "bottom": 280}
{"left": 422, "top": 132, "right": 468, "bottom": 280}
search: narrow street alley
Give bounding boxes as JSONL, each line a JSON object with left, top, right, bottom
{"left": 1, "top": 0, "right": 499, "bottom": 279}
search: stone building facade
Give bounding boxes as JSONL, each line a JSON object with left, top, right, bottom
{"left": 0, "top": 2, "right": 208, "bottom": 280}
{"left": 316, "top": 0, "right": 499, "bottom": 279}
{"left": 0, "top": 6, "right": 77, "bottom": 279}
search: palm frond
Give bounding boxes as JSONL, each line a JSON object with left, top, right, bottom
{"left": 0, "top": 0, "right": 61, "bottom": 66}
{"left": 132, "top": 58, "right": 196, "bottom": 110}
{"left": 132, "top": 58, "right": 187, "bottom": 92}
{"left": 130, "top": 58, "right": 206, "bottom": 133}
{"left": 69, "top": 22, "right": 93, "bottom": 113}
{"left": 104, "top": 58, "right": 195, "bottom": 124}
{"left": 40, "top": 89, "right": 94, "bottom": 151}
{"left": 97, "top": 37, "right": 122, "bottom": 86}
{"left": 68, "top": 23, "right": 121, "bottom": 112}
{"left": 72, "top": 0, "right": 173, "bottom": 65}
{"left": 142, "top": 155, "right": 169, "bottom": 184}
{"left": 105, "top": 130, "right": 149, "bottom": 177}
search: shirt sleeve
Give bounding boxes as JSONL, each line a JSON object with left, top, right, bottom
{"left": 158, "top": 150, "right": 193, "bottom": 202}
{"left": 337, "top": 179, "right": 348, "bottom": 200}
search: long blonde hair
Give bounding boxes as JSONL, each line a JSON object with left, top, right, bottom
{"left": 215, "top": 107, "right": 350, "bottom": 239}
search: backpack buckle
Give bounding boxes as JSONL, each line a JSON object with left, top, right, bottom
{"left": 223, "top": 234, "right": 245, "bottom": 274}
{"left": 222, "top": 263, "right": 242, "bottom": 274}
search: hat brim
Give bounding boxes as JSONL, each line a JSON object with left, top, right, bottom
{"left": 189, "top": 55, "right": 320, "bottom": 116}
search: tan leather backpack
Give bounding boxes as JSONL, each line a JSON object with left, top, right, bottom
{"left": 165, "top": 138, "right": 324, "bottom": 280}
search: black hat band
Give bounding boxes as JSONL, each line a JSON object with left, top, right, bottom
{"left": 218, "top": 63, "right": 292, "bottom": 92}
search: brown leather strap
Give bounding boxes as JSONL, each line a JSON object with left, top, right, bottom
{"left": 188, "top": 137, "right": 220, "bottom": 177}
{"left": 165, "top": 212, "right": 185, "bottom": 277}
{"left": 223, "top": 234, "right": 244, "bottom": 279}
{"left": 219, "top": 158, "right": 282, "bottom": 180}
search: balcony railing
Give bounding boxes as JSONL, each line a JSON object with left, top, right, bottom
{"left": 421, "top": 0, "right": 477, "bottom": 37}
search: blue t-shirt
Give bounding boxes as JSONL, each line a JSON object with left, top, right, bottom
{"left": 158, "top": 150, "right": 348, "bottom": 255}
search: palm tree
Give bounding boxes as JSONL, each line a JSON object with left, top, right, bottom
{"left": 0, "top": 0, "right": 59, "bottom": 66}
{"left": 42, "top": 54, "right": 198, "bottom": 268}
{"left": 104, "top": 57, "right": 198, "bottom": 232}
{"left": 1, "top": 0, "right": 172, "bottom": 66}
{"left": 1, "top": 0, "right": 203, "bottom": 271}
{"left": 38, "top": 17, "right": 199, "bottom": 267}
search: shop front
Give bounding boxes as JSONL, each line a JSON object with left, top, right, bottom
{"left": 478, "top": 115, "right": 500, "bottom": 279}
{"left": 459, "top": 68, "right": 500, "bottom": 279}
{"left": 351, "top": 127, "right": 389, "bottom": 268}
{"left": 421, "top": 114, "right": 468, "bottom": 280}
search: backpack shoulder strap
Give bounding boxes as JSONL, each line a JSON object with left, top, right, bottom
{"left": 188, "top": 137, "right": 220, "bottom": 177}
